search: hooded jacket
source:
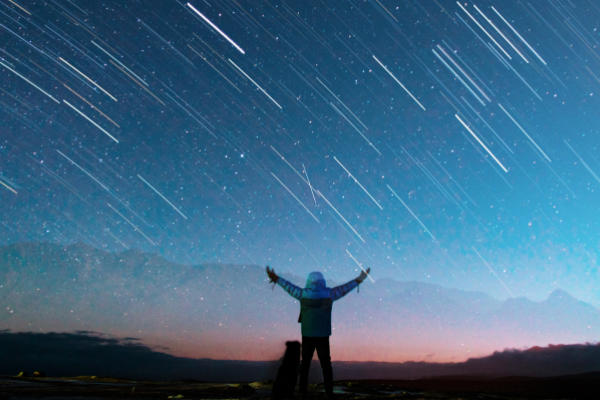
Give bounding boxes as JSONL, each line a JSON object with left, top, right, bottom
{"left": 277, "top": 272, "right": 359, "bottom": 337}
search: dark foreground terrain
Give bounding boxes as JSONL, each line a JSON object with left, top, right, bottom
{"left": 1, "top": 372, "right": 599, "bottom": 399}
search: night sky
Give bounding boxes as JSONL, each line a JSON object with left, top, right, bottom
{"left": 2, "top": 0, "right": 600, "bottom": 308}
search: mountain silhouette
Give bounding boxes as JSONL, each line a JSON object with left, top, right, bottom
{"left": 0, "top": 242, "right": 598, "bottom": 362}
{"left": 1, "top": 330, "right": 600, "bottom": 381}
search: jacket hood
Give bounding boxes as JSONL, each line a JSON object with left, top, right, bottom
{"left": 305, "top": 271, "right": 326, "bottom": 290}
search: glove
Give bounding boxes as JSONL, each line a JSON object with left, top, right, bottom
{"left": 266, "top": 265, "right": 279, "bottom": 284}
{"left": 355, "top": 267, "right": 370, "bottom": 284}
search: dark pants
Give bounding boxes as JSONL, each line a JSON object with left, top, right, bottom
{"left": 299, "top": 336, "right": 333, "bottom": 395}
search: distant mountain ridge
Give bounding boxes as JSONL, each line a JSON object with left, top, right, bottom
{"left": 1, "top": 242, "right": 598, "bottom": 362}
{"left": 1, "top": 330, "right": 600, "bottom": 381}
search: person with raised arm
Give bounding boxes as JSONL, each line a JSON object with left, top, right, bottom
{"left": 266, "top": 266, "right": 371, "bottom": 400}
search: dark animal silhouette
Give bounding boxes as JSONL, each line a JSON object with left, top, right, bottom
{"left": 272, "top": 341, "right": 301, "bottom": 399}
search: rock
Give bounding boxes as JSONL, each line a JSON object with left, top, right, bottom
{"left": 16, "top": 371, "right": 29, "bottom": 378}
{"left": 231, "top": 383, "right": 253, "bottom": 389}
{"left": 33, "top": 371, "right": 46, "bottom": 378}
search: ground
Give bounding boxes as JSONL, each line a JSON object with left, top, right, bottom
{"left": 1, "top": 374, "right": 597, "bottom": 399}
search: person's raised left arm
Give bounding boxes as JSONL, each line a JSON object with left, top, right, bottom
{"left": 331, "top": 267, "right": 370, "bottom": 300}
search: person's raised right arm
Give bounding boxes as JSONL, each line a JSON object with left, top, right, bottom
{"left": 277, "top": 277, "right": 303, "bottom": 300}
{"left": 267, "top": 266, "right": 302, "bottom": 300}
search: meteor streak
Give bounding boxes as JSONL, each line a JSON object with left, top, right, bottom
{"left": 473, "top": 5, "right": 529, "bottom": 63}
{"left": 334, "top": 157, "right": 382, "bottom": 209}
{"left": 372, "top": 55, "right": 426, "bottom": 111}
{"left": 187, "top": 44, "right": 241, "bottom": 93}
{"left": 505, "top": 61, "right": 542, "bottom": 101}
{"left": 63, "top": 84, "right": 120, "bottom": 127}
{"left": 107, "top": 203, "right": 156, "bottom": 246}
{"left": 492, "top": 6, "right": 547, "bottom": 65}
{"left": 137, "top": 175, "right": 188, "bottom": 220}
{"left": 59, "top": 57, "right": 118, "bottom": 101}
{"left": 315, "top": 77, "right": 367, "bottom": 130}
{"left": 271, "top": 146, "right": 312, "bottom": 189}
{"left": 105, "top": 229, "right": 129, "bottom": 250}
{"left": 228, "top": 59, "right": 282, "bottom": 109}
{"left": 109, "top": 60, "right": 165, "bottom": 105}
{"left": 346, "top": 249, "right": 375, "bottom": 283}
{"left": 294, "top": 234, "right": 323, "bottom": 267}
{"left": 329, "top": 102, "right": 380, "bottom": 155}
{"left": 56, "top": 150, "right": 152, "bottom": 227}
{"left": 432, "top": 49, "right": 486, "bottom": 106}
{"left": 387, "top": 185, "right": 436, "bottom": 241}
{"left": 436, "top": 45, "right": 491, "bottom": 102}
{"left": 317, "top": 189, "right": 364, "bottom": 243}
{"left": 427, "top": 150, "right": 479, "bottom": 206}
{"left": 0, "top": 179, "right": 17, "bottom": 194}
{"left": 563, "top": 140, "right": 600, "bottom": 184}
{"left": 63, "top": 100, "right": 119, "bottom": 143}
{"left": 91, "top": 41, "right": 148, "bottom": 86}
{"left": 461, "top": 97, "right": 513, "bottom": 155}
{"left": 270, "top": 172, "right": 319, "bottom": 223}
{"left": 271, "top": 149, "right": 357, "bottom": 238}
{"left": 472, "top": 246, "right": 514, "bottom": 298}
{"left": 455, "top": 114, "right": 508, "bottom": 173}
{"left": 498, "top": 103, "right": 551, "bottom": 162}
{"left": 199, "top": 170, "right": 251, "bottom": 218}
{"left": 456, "top": 2, "right": 512, "bottom": 60}
{"left": 8, "top": 0, "right": 30, "bottom": 15}
{"left": 57, "top": 150, "right": 113, "bottom": 193}
{"left": 187, "top": 3, "right": 245, "bottom": 54}
{"left": 302, "top": 163, "right": 317, "bottom": 205}
{"left": 0, "top": 174, "right": 18, "bottom": 193}
{"left": 0, "top": 61, "right": 59, "bottom": 104}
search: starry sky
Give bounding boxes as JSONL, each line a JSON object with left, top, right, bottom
{"left": 1, "top": 0, "right": 600, "bottom": 307}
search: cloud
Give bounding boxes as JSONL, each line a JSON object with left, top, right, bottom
{"left": 1, "top": 330, "right": 600, "bottom": 382}
{"left": 457, "top": 342, "right": 600, "bottom": 377}
{"left": 0, "top": 330, "right": 279, "bottom": 381}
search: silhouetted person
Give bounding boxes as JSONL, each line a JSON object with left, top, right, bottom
{"left": 266, "top": 266, "right": 371, "bottom": 400}
{"left": 273, "top": 340, "right": 301, "bottom": 399}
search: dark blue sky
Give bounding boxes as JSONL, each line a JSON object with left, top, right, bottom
{"left": 1, "top": 0, "right": 599, "bottom": 304}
